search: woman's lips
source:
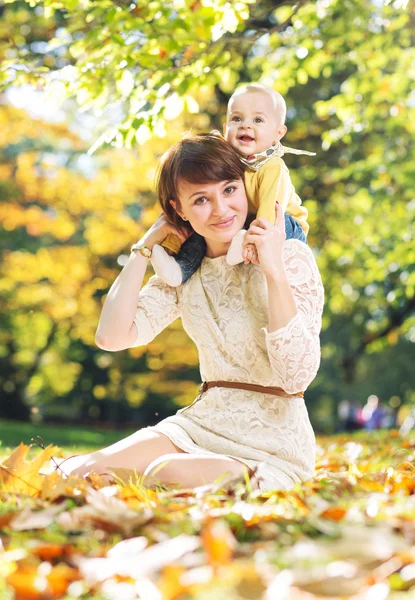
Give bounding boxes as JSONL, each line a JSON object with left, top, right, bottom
{"left": 212, "top": 216, "right": 236, "bottom": 228}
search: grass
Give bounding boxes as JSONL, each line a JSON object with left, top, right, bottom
{"left": 0, "top": 418, "right": 136, "bottom": 457}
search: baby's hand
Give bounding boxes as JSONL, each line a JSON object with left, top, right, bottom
{"left": 243, "top": 243, "right": 260, "bottom": 265}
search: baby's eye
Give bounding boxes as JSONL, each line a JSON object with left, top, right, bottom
{"left": 224, "top": 185, "right": 236, "bottom": 195}
{"left": 231, "top": 116, "right": 241, "bottom": 122}
{"left": 194, "top": 196, "right": 208, "bottom": 205}
{"left": 254, "top": 117, "right": 264, "bottom": 123}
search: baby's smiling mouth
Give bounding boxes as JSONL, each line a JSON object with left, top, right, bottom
{"left": 238, "top": 134, "right": 255, "bottom": 143}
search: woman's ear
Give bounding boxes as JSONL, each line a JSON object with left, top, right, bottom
{"left": 170, "top": 199, "right": 186, "bottom": 220}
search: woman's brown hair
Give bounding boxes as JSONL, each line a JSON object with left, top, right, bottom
{"left": 156, "top": 133, "right": 246, "bottom": 233}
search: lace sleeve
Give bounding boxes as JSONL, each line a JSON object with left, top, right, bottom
{"left": 132, "top": 275, "right": 180, "bottom": 346}
{"left": 262, "top": 240, "right": 324, "bottom": 394}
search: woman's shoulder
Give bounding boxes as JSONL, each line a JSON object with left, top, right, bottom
{"left": 282, "top": 239, "right": 322, "bottom": 285}
{"left": 283, "top": 238, "right": 314, "bottom": 257}
{"left": 141, "top": 274, "right": 181, "bottom": 302}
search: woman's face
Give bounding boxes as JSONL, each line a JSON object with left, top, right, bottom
{"left": 170, "top": 178, "right": 248, "bottom": 258}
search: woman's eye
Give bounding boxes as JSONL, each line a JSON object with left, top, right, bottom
{"left": 194, "top": 196, "right": 208, "bottom": 205}
{"left": 224, "top": 186, "right": 236, "bottom": 194}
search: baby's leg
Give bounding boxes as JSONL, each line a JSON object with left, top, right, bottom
{"left": 175, "top": 233, "right": 206, "bottom": 283}
{"left": 152, "top": 233, "right": 206, "bottom": 287}
{"left": 58, "top": 429, "right": 186, "bottom": 483}
{"left": 285, "top": 214, "right": 307, "bottom": 243}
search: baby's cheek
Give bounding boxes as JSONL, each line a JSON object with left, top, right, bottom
{"left": 226, "top": 134, "right": 238, "bottom": 148}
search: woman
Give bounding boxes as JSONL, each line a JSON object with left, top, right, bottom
{"left": 62, "top": 134, "right": 324, "bottom": 492}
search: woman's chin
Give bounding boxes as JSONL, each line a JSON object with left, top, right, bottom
{"left": 197, "top": 216, "right": 246, "bottom": 244}
{"left": 212, "top": 229, "right": 239, "bottom": 243}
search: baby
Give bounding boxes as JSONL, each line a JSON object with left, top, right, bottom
{"left": 151, "top": 84, "right": 314, "bottom": 286}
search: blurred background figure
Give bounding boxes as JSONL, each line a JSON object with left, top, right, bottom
{"left": 338, "top": 399, "right": 363, "bottom": 432}
{"left": 362, "top": 395, "right": 385, "bottom": 431}
{"left": 399, "top": 405, "right": 415, "bottom": 436}
{"left": 337, "top": 399, "right": 351, "bottom": 432}
{"left": 382, "top": 405, "right": 397, "bottom": 429}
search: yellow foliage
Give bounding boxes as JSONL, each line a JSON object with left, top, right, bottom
{"left": 1, "top": 103, "right": 203, "bottom": 409}
{"left": 0, "top": 443, "right": 60, "bottom": 496}
{"left": 42, "top": 360, "right": 83, "bottom": 395}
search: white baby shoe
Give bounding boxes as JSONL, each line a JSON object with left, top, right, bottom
{"left": 226, "top": 229, "right": 246, "bottom": 265}
{"left": 151, "top": 245, "right": 183, "bottom": 287}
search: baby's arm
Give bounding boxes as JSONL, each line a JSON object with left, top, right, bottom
{"left": 243, "top": 160, "right": 308, "bottom": 263}
{"left": 242, "top": 162, "right": 288, "bottom": 263}
{"left": 257, "top": 158, "right": 309, "bottom": 234}
{"left": 256, "top": 158, "right": 291, "bottom": 222}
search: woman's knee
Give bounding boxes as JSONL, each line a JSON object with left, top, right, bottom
{"left": 128, "top": 428, "right": 185, "bottom": 458}
{"left": 61, "top": 429, "right": 182, "bottom": 478}
{"left": 143, "top": 453, "right": 182, "bottom": 485}
{"left": 105, "top": 428, "right": 182, "bottom": 461}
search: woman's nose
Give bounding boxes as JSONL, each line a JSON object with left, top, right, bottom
{"left": 211, "top": 194, "right": 227, "bottom": 215}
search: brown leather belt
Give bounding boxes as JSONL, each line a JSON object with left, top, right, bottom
{"left": 199, "top": 381, "right": 304, "bottom": 399}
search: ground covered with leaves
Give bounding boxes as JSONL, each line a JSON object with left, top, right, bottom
{"left": 1, "top": 431, "right": 415, "bottom": 600}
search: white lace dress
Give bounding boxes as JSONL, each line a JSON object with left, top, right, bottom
{"left": 133, "top": 240, "right": 324, "bottom": 492}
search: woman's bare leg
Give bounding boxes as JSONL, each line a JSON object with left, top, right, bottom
{"left": 144, "top": 453, "right": 252, "bottom": 489}
{"left": 59, "top": 429, "right": 185, "bottom": 479}
{"left": 58, "top": 431, "right": 260, "bottom": 490}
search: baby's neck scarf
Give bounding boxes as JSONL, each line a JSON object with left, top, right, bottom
{"left": 240, "top": 141, "right": 316, "bottom": 171}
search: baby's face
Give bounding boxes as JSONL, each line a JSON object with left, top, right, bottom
{"left": 224, "top": 91, "right": 286, "bottom": 157}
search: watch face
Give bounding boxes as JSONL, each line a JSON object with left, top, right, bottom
{"left": 141, "top": 247, "right": 151, "bottom": 257}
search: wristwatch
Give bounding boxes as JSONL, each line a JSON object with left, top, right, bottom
{"left": 131, "top": 241, "right": 152, "bottom": 258}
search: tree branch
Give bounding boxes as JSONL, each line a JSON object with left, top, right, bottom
{"left": 342, "top": 295, "right": 415, "bottom": 383}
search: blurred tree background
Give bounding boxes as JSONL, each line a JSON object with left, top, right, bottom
{"left": 0, "top": 0, "right": 413, "bottom": 433}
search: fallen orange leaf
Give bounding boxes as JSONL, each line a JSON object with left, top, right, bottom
{"left": 0, "top": 511, "right": 20, "bottom": 528}
{"left": 6, "top": 564, "right": 41, "bottom": 600}
{"left": 47, "top": 564, "right": 81, "bottom": 596}
{"left": 7, "top": 562, "right": 80, "bottom": 599}
{"left": 201, "top": 517, "right": 236, "bottom": 568}
{"left": 320, "top": 506, "right": 348, "bottom": 521}
{"left": 29, "top": 542, "right": 75, "bottom": 561}
{"left": 158, "top": 564, "right": 188, "bottom": 600}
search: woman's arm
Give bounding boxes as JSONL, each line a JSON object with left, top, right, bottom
{"left": 265, "top": 265, "right": 298, "bottom": 333}
{"left": 243, "top": 204, "right": 297, "bottom": 332}
{"left": 263, "top": 241, "right": 324, "bottom": 393}
{"left": 243, "top": 206, "right": 324, "bottom": 393}
{"left": 95, "top": 251, "right": 149, "bottom": 351}
{"left": 95, "top": 214, "right": 189, "bottom": 352}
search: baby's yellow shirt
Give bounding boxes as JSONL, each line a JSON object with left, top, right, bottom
{"left": 244, "top": 156, "right": 309, "bottom": 235}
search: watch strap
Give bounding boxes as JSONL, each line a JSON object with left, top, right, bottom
{"left": 131, "top": 242, "right": 152, "bottom": 257}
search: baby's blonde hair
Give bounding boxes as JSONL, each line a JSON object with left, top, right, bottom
{"left": 228, "top": 84, "right": 287, "bottom": 125}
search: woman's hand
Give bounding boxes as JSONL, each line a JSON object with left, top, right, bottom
{"left": 140, "top": 213, "right": 191, "bottom": 250}
{"left": 57, "top": 453, "right": 116, "bottom": 484}
{"left": 242, "top": 203, "right": 286, "bottom": 278}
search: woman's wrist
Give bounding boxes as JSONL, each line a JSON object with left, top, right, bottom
{"left": 264, "top": 259, "right": 286, "bottom": 282}
{"left": 136, "top": 235, "right": 159, "bottom": 251}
